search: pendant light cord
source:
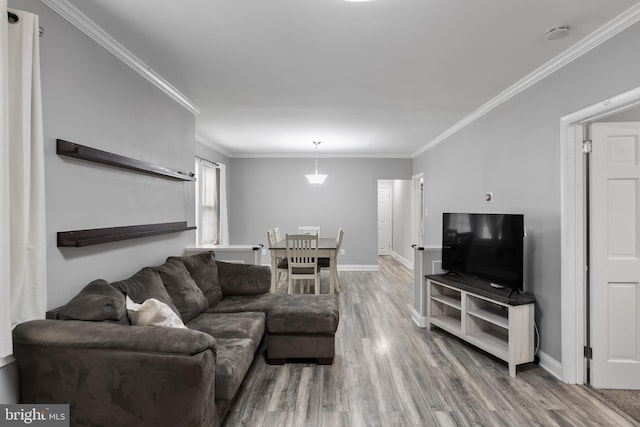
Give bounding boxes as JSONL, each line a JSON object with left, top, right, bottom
{"left": 313, "top": 141, "right": 321, "bottom": 174}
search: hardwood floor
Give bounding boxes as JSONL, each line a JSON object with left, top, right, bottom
{"left": 223, "top": 256, "right": 636, "bottom": 426}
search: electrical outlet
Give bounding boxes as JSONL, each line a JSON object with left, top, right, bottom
{"left": 340, "top": 249, "right": 345, "bottom": 255}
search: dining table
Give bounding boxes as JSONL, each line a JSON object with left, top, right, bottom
{"left": 268, "top": 236, "right": 338, "bottom": 294}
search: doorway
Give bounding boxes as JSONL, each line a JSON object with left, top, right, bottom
{"left": 377, "top": 180, "right": 414, "bottom": 267}
{"left": 589, "top": 121, "right": 640, "bottom": 389}
{"left": 377, "top": 183, "right": 392, "bottom": 256}
{"left": 412, "top": 173, "right": 424, "bottom": 250}
{"left": 561, "top": 85, "right": 640, "bottom": 387}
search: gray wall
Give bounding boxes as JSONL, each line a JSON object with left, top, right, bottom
{"left": 30, "top": 0, "right": 197, "bottom": 309}
{"left": 412, "top": 21, "right": 640, "bottom": 362}
{"left": 196, "top": 141, "right": 230, "bottom": 166}
{"left": 229, "top": 158, "right": 412, "bottom": 267}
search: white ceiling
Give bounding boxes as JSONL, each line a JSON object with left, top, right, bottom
{"left": 66, "top": 0, "right": 640, "bottom": 157}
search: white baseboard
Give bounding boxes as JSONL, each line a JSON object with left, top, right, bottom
{"left": 339, "top": 265, "right": 378, "bottom": 272}
{"left": 267, "top": 264, "right": 380, "bottom": 272}
{"left": 411, "top": 308, "right": 428, "bottom": 328}
{"left": 391, "top": 251, "right": 414, "bottom": 270}
{"left": 537, "top": 350, "right": 562, "bottom": 381}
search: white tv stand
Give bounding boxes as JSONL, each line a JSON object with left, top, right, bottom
{"left": 426, "top": 274, "right": 535, "bottom": 377}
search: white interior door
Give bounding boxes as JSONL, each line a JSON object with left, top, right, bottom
{"left": 590, "top": 122, "right": 640, "bottom": 389}
{"left": 378, "top": 185, "right": 391, "bottom": 255}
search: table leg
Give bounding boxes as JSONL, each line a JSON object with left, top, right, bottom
{"left": 330, "top": 250, "right": 337, "bottom": 294}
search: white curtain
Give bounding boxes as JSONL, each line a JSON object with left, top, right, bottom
{"left": 0, "top": 5, "right": 47, "bottom": 358}
{"left": 218, "top": 163, "right": 229, "bottom": 245}
{"left": 0, "top": 0, "right": 11, "bottom": 358}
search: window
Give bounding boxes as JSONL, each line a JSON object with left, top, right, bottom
{"left": 195, "top": 157, "right": 220, "bottom": 244}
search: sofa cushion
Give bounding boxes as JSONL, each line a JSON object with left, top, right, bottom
{"left": 58, "top": 279, "right": 127, "bottom": 323}
{"left": 169, "top": 252, "right": 223, "bottom": 307}
{"left": 205, "top": 293, "right": 282, "bottom": 314}
{"left": 156, "top": 259, "right": 208, "bottom": 322}
{"left": 206, "top": 293, "right": 338, "bottom": 320}
{"left": 112, "top": 267, "right": 181, "bottom": 318}
{"left": 125, "top": 296, "right": 187, "bottom": 329}
{"left": 214, "top": 338, "right": 255, "bottom": 400}
{"left": 186, "top": 312, "right": 265, "bottom": 353}
{"left": 216, "top": 262, "right": 270, "bottom": 296}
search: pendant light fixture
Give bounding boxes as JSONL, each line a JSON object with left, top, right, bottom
{"left": 305, "top": 141, "right": 327, "bottom": 185}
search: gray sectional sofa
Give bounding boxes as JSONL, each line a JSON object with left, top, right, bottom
{"left": 11, "top": 251, "right": 339, "bottom": 427}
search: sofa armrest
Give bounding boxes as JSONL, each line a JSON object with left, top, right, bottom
{"left": 13, "top": 320, "right": 219, "bottom": 427}
{"left": 216, "top": 261, "right": 271, "bottom": 295}
{"left": 13, "top": 320, "right": 216, "bottom": 355}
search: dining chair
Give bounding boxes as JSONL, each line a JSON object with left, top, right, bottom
{"left": 273, "top": 227, "right": 282, "bottom": 242}
{"left": 319, "top": 227, "right": 344, "bottom": 292}
{"left": 267, "top": 229, "right": 288, "bottom": 289}
{"left": 285, "top": 233, "right": 320, "bottom": 294}
{"left": 298, "top": 225, "right": 321, "bottom": 235}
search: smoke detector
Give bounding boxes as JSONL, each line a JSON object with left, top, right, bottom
{"left": 546, "top": 26, "right": 570, "bottom": 41}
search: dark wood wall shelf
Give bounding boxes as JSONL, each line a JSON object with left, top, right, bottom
{"left": 56, "top": 139, "right": 195, "bottom": 181}
{"left": 57, "top": 221, "right": 196, "bottom": 247}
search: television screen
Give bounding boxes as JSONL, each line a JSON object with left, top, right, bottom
{"left": 442, "top": 213, "right": 524, "bottom": 291}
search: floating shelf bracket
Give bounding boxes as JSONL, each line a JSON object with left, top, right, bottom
{"left": 56, "top": 139, "right": 195, "bottom": 181}
{"left": 57, "top": 221, "right": 196, "bottom": 247}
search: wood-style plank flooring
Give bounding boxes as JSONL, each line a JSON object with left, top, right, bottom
{"left": 222, "top": 256, "right": 636, "bottom": 426}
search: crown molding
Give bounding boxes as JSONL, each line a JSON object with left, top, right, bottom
{"left": 412, "top": 2, "right": 640, "bottom": 158}
{"left": 40, "top": 0, "right": 200, "bottom": 116}
{"left": 196, "top": 135, "right": 411, "bottom": 158}
{"left": 229, "top": 152, "right": 412, "bottom": 159}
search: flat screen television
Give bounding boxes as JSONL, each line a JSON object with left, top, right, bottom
{"left": 442, "top": 213, "right": 524, "bottom": 292}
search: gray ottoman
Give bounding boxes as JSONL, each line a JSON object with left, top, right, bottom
{"left": 266, "top": 294, "right": 339, "bottom": 365}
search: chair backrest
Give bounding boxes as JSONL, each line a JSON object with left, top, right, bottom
{"left": 298, "top": 225, "right": 320, "bottom": 235}
{"left": 266, "top": 229, "right": 275, "bottom": 247}
{"left": 336, "top": 227, "right": 345, "bottom": 250}
{"left": 286, "top": 234, "right": 319, "bottom": 269}
{"left": 273, "top": 227, "right": 282, "bottom": 242}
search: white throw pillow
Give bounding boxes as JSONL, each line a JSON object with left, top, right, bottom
{"left": 126, "top": 295, "right": 187, "bottom": 329}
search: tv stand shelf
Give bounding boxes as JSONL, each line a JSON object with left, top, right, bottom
{"left": 425, "top": 274, "right": 535, "bottom": 377}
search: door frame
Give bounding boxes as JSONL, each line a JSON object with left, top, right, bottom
{"left": 561, "top": 85, "right": 640, "bottom": 384}
{"left": 411, "top": 173, "right": 424, "bottom": 254}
